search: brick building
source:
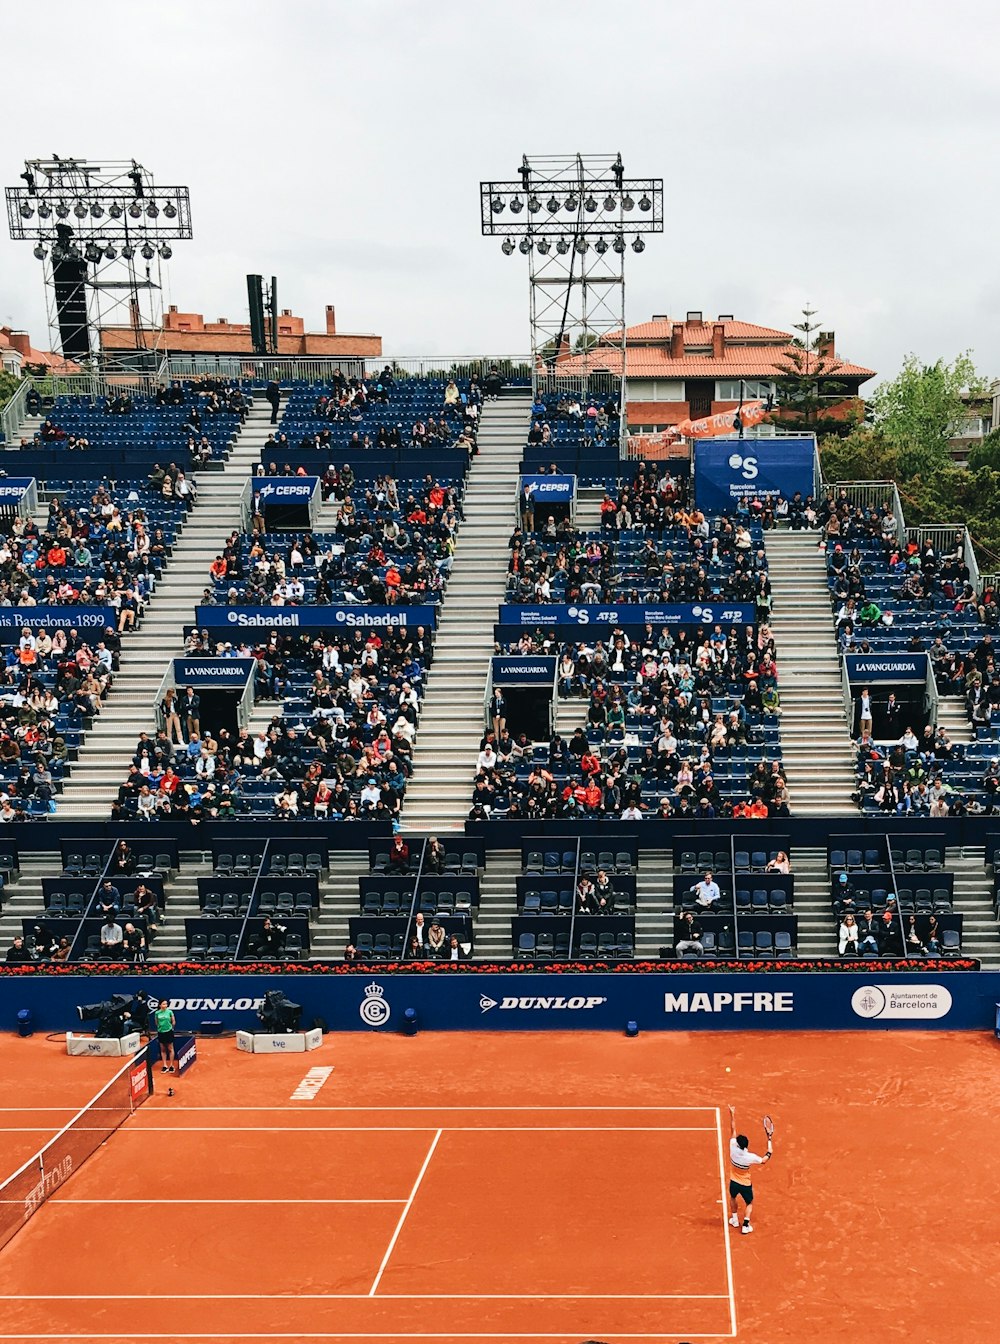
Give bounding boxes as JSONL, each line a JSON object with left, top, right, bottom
{"left": 0, "top": 326, "right": 79, "bottom": 376}
{"left": 560, "top": 310, "right": 875, "bottom": 432}
{"left": 99, "top": 303, "right": 382, "bottom": 360}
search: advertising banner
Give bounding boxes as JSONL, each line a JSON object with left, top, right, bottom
{"left": 194, "top": 605, "right": 438, "bottom": 631}
{"left": 845, "top": 654, "right": 928, "bottom": 683}
{"left": 0, "top": 478, "right": 37, "bottom": 503}
{"left": 172, "top": 658, "right": 255, "bottom": 688}
{"left": 694, "top": 437, "right": 815, "bottom": 512}
{"left": 498, "top": 603, "right": 754, "bottom": 627}
{"left": 0, "top": 606, "right": 117, "bottom": 641}
{"left": 4, "top": 971, "right": 996, "bottom": 1034}
{"left": 520, "top": 474, "right": 576, "bottom": 503}
{"left": 490, "top": 656, "right": 557, "bottom": 686}
{"left": 254, "top": 479, "right": 320, "bottom": 507}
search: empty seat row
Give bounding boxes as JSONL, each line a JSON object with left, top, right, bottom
{"left": 735, "top": 889, "right": 791, "bottom": 912}
{"left": 830, "top": 848, "right": 943, "bottom": 872}
{"left": 675, "top": 930, "right": 795, "bottom": 958}
{"left": 515, "top": 930, "right": 634, "bottom": 960}
{"left": 214, "top": 853, "right": 265, "bottom": 876}
{"left": 525, "top": 850, "right": 633, "bottom": 875}
{"left": 268, "top": 853, "right": 324, "bottom": 876}
{"left": 361, "top": 890, "right": 474, "bottom": 917}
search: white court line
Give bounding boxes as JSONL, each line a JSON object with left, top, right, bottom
{"left": 0, "top": 1292, "right": 730, "bottom": 1300}
{"left": 369, "top": 1128, "right": 442, "bottom": 1297}
{"left": 714, "top": 1106, "right": 738, "bottom": 1338}
{"left": 40, "top": 1125, "right": 717, "bottom": 1133}
{"left": 0, "top": 1104, "right": 717, "bottom": 1112}
{"left": 0, "top": 1327, "right": 736, "bottom": 1338}
{"left": 51, "top": 1199, "right": 405, "bottom": 1205}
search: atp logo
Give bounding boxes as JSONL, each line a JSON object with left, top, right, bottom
{"left": 727, "top": 452, "right": 758, "bottom": 480}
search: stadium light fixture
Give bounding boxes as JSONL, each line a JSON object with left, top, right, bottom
{"left": 638, "top": 194, "right": 652, "bottom": 211}
{"left": 509, "top": 195, "right": 524, "bottom": 213}
{"left": 621, "top": 194, "right": 635, "bottom": 211}
{"left": 501, "top": 238, "right": 515, "bottom": 255}
{"left": 631, "top": 236, "right": 645, "bottom": 253}
{"left": 613, "top": 234, "right": 626, "bottom": 253}
{"left": 518, "top": 237, "right": 531, "bottom": 254}
{"left": 32, "top": 243, "right": 46, "bottom": 260}
{"left": 555, "top": 237, "right": 570, "bottom": 254}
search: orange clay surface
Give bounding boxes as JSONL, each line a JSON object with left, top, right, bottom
{"left": 0, "top": 1029, "right": 997, "bottom": 1342}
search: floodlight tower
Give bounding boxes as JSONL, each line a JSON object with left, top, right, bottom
{"left": 480, "top": 152, "right": 663, "bottom": 447}
{"left": 5, "top": 157, "right": 193, "bottom": 370}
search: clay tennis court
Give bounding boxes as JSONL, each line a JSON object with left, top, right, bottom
{"left": 0, "top": 1030, "right": 997, "bottom": 1343}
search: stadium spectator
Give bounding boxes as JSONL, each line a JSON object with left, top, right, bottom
{"left": 5, "top": 935, "right": 31, "bottom": 964}
{"left": 99, "top": 915, "right": 124, "bottom": 958}
{"left": 675, "top": 912, "right": 705, "bottom": 957}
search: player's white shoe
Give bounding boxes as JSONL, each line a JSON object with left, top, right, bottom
{"left": 729, "top": 1214, "right": 739, "bottom": 1228}
{"left": 741, "top": 1221, "right": 753, "bottom": 1235}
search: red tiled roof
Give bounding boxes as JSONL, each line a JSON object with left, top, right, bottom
{"left": 620, "top": 317, "right": 793, "bottom": 343}
{"left": 561, "top": 344, "right": 875, "bottom": 381}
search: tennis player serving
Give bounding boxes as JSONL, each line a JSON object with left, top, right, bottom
{"left": 728, "top": 1105, "right": 774, "bottom": 1235}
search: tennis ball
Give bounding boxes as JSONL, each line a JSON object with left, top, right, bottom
{"left": 725, "top": 1066, "right": 731, "bottom": 1072}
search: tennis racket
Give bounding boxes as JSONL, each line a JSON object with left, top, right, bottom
{"left": 762, "top": 1114, "right": 775, "bottom": 1140}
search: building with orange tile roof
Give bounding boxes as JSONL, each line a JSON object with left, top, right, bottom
{"left": 0, "top": 326, "right": 80, "bottom": 376}
{"left": 99, "top": 303, "right": 381, "bottom": 360}
{"left": 557, "top": 309, "right": 875, "bottom": 432}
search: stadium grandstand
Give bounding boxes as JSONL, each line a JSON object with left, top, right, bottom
{"left": 3, "top": 0, "right": 1000, "bottom": 1330}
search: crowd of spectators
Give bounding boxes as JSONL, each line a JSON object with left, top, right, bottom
{"left": 201, "top": 474, "right": 461, "bottom": 608}
{"left": 24, "top": 377, "right": 246, "bottom": 462}
{"left": 114, "top": 622, "right": 431, "bottom": 823}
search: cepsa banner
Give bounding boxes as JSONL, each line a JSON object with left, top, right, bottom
{"left": 254, "top": 478, "right": 319, "bottom": 507}
{"left": 520, "top": 474, "right": 576, "bottom": 503}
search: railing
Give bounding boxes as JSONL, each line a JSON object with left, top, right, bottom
{"left": 905, "top": 523, "right": 981, "bottom": 597}
{"left": 0, "top": 380, "right": 29, "bottom": 447}
{"left": 164, "top": 354, "right": 533, "bottom": 386}
{"left": 827, "top": 479, "right": 906, "bottom": 546}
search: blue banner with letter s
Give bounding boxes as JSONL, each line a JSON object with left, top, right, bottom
{"left": 694, "top": 438, "right": 815, "bottom": 512}
{"left": 194, "top": 605, "right": 438, "bottom": 631}
{"left": 498, "top": 603, "right": 754, "bottom": 627}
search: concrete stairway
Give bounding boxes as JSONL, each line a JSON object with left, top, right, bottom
{"left": 0, "top": 852, "right": 53, "bottom": 947}
{"left": 402, "top": 390, "right": 532, "bottom": 829}
{"left": 764, "top": 529, "right": 857, "bottom": 815}
{"left": 309, "top": 850, "right": 368, "bottom": 961}
{"left": 947, "top": 845, "right": 999, "bottom": 967}
{"left": 475, "top": 849, "right": 521, "bottom": 960}
{"left": 575, "top": 486, "right": 605, "bottom": 532}
{"left": 935, "top": 694, "right": 974, "bottom": 746}
{"left": 634, "top": 849, "right": 674, "bottom": 957}
{"left": 53, "top": 398, "right": 277, "bottom": 818}
{"left": 789, "top": 845, "right": 836, "bottom": 956}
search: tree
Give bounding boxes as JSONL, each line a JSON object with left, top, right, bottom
{"left": 871, "top": 351, "right": 986, "bottom": 477}
{"left": 773, "top": 306, "right": 847, "bottom": 432}
{"left": 0, "top": 370, "right": 20, "bottom": 411}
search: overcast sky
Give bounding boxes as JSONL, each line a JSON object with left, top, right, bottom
{"left": 3, "top": 0, "right": 999, "bottom": 387}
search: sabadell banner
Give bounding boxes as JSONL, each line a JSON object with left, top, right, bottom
{"left": 0, "top": 972, "right": 995, "bottom": 1033}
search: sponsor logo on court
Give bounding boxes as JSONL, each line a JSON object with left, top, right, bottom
{"left": 663, "top": 991, "right": 794, "bottom": 1014}
{"left": 480, "top": 995, "right": 607, "bottom": 1012}
{"left": 290, "top": 1065, "right": 334, "bottom": 1101}
{"left": 850, "top": 983, "right": 953, "bottom": 1021}
{"left": 167, "top": 997, "right": 263, "bottom": 1012}
{"left": 360, "top": 981, "right": 391, "bottom": 1026}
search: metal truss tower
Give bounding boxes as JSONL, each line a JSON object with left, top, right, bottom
{"left": 480, "top": 152, "right": 663, "bottom": 436}
{"left": 5, "top": 157, "right": 192, "bottom": 370}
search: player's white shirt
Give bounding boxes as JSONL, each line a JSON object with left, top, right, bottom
{"left": 730, "top": 1138, "right": 765, "bottom": 1178}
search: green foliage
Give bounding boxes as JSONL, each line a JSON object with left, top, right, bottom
{"left": 0, "top": 370, "right": 21, "bottom": 410}
{"left": 966, "top": 425, "right": 1000, "bottom": 473}
{"left": 871, "top": 351, "right": 986, "bottom": 476}
{"left": 773, "top": 306, "right": 845, "bottom": 431}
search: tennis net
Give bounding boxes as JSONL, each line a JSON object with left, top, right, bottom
{"left": 0, "top": 1046, "right": 151, "bottom": 1252}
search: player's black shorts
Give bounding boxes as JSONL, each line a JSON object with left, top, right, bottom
{"left": 729, "top": 1179, "right": 754, "bottom": 1202}
{"left": 157, "top": 1031, "right": 175, "bottom": 1046}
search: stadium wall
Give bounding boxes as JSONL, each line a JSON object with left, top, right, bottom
{"left": 2, "top": 971, "right": 997, "bottom": 1034}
